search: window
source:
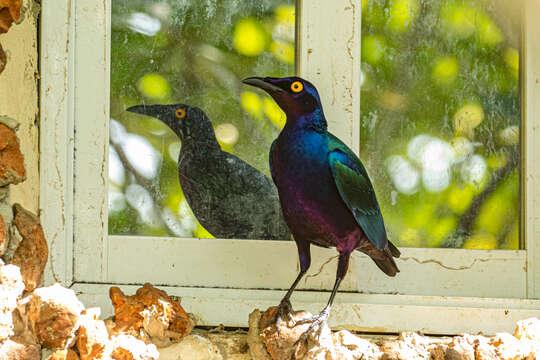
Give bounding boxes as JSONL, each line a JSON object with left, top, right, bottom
{"left": 109, "top": 0, "right": 294, "bottom": 239}
{"left": 361, "top": 0, "right": 521, "bottom": 251}
{"left": 41, "top": 0, "right": 540, "bottom": 335}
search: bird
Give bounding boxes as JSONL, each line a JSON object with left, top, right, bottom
{"left": 126, "top": 104, "right": 291, "bottom": 240}
{"left": 242, "top": 76, "right": 400, "bottom": 338}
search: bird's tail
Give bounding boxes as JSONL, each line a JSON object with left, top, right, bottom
{"left": 388, "top": 240, "right": 400, "bottom": 258}
{"left": 372, "top": 241, "right": 400, "bottom": 277}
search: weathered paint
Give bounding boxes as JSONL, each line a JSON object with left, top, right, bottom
{"left": 525, "top": 0, "right": 540, "bottom": 299}
{"left": 296, "top": 0, "right": 361, "bottom": 153}
{"left": 39, "top": 0, "right": 540, "bottom": 335}
{"left": 74, "top": 283, "right": 540, "bottom": 335}
{"left": 0, "top": 1, "right": 40, "bottom": 213}
{"left": 40, "top": 0, "right": 75, "bottom": 286}
{"left": 105, "top": 236, "right": 526, "bottom": 299}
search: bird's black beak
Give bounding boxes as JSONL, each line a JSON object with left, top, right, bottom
{"left": 126, "top": 104, "right": 171, "bottom": 124}
{"left": 127, "top": 104, "right": 156, "bottom": 117}
{"left": 242, "top": 77, "right": 284, "bottom": 94}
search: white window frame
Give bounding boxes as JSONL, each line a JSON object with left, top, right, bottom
{"left": 40, "top": 0, "right": 540, "bottom": 335}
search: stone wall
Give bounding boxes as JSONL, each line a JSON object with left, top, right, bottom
{"left": 1, "top": 1, "right": 540, "bottom": 359}
{"left": 0, "top": 0, "right": 39, "bottom": 213}
{"left": 1, "top": 270, "right": 539, "bottom": 359}
{"left": 0, "top": 119, "right": 24, "bottom": 257}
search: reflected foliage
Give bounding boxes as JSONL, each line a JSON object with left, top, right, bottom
{"left": 109, "top": 0, "right": 521, "bottom": 249}
{"left": 361, "top": 0, "right": 521, "bottom": 249}
{"left": 109, "top": 0, "right": 294, "bottom": 237}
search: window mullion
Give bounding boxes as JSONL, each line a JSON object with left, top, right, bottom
{"left": 296, "top": 0, "right": 361, "bottom": 153}
{"left": 296, "top": 0, "right": 362, "bottom": 290}
{"left": 73, "top": 0, "right": 110, "bottom": 282}
{"left": 525, "top": 0, "right": 540, "bottom": 299}
{"left": 40, "top": 0, "right": 76, "bottom": 286}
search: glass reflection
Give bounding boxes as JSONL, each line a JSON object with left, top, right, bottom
{"left": 361, "top": 0, "right": 521, "bottom": 249}
{"left": 109, "top": 0, "right": 295, "bottom": 238}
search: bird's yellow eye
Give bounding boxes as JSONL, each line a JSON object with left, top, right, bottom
{"left": 175, "top": 108, "right": 186, "bottom": 119}
{"left": 290, "top": 81, "right": 303, "bottom": 93}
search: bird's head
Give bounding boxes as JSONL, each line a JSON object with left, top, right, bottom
{"left": 126, "top": 104, "right": 215, "bottom": 143}
{"left": 242, "top": 76, "right": 323, "bottom": 117}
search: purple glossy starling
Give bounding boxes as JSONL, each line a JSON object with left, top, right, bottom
{"left": 242, "top": 76, "right": 400, "bottom": 334}
{"left": 127, "top": 104, "right": 290, "bottom": 240}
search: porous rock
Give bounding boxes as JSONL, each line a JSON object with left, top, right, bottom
{"left": 0, "top": 260, "right": 24, "bottom": 341}
{"left": 45, "top": 349, "right": 80, "bottom": 360}
{"left": 329, "top": 330, "right": 382, "bottom": 360}
{"left": 0, "top": 336, "right": 40, "bottom": 360}
{"left": 473, "top": 336, "right": 499, "bottom": 360}
{"left": 0, "top": 115, "right": 19, "bottom": 130}
{"left": 514, "top": 317, "right": 540, "bottom": 342}
{"left": 77, "top": 307, "right": 160, "bottom": 360}
{"left": 0, "top": 123, "right": 25, "bottom": 186}
{"left": 158, "top": 334, "right": 223, "bottom": 360}
{"left": 0, "top": 213, "right": 8, "bottom": 256}
{"left": 26, "top": 283, "right": 84, "bottom": 349}
{"left": 247, "top": 309, "right": 272, "bottom": 360}
{"left": 490, "top": 332, "right": 533, "bottom": 360}
{"left": 251, "top": 306, "right": 384, "bottom": 360}
{"left": 76, "top": 307, "right": 109, "bottom": 360}
{"left": 0, "top": 187, "right": 13, "bottom": 262}
{"left": 0, "top": 43, "right": 5, "bottom": 74}
{"left": 205, "top": 331, "right": 251, "bottom": 360}
{"left": 109, "top": 283, "right": 194, "bottom": 347}
{"left": 380, "top": 331, "right": 432, "bottom": 360}
{"left": 0, "top": 0, "right": 21, "bottom": 33}
{"left": 10, "top": 203, "right": 48, "bottom": 292}
{"left": 444, "top": 334, "right": 476, "bottom": 360}
{"left": 109, "top": 334, "right": 159, "bottom": 360}
{"left": 310, "top": 327, "right": 381, "bottom": 360}
{"left": 429, "top": 344, "right": 447, "bottom": 360}
{"left": 258, "top": 306, "right": 313, "bottom": 360}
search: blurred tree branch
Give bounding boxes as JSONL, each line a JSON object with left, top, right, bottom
{"left": 442, "top": 146, "right": 519, "bottom": 248}
{"left": 110, "top": 140, "right": 174, "bottom": 235}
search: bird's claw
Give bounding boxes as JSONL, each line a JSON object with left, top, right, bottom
{"left": 271, "top": 298, "right": 295, "bottom": 334}
{"left": 293, "top": 309, "right": 330, "bottom": 347}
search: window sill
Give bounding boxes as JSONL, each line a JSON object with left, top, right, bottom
{"left": 72, "top": 282, "right": 540, "bottom": 335}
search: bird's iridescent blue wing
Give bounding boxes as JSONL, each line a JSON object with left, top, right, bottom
{"left": 327, "top": 134, "right": 388, "bottom": 250}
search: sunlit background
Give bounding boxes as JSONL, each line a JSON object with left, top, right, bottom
{"left": 109, "top": 0, "right": 295, "bottom": 238}
{"left": 360, "top": 0, "right": 521, "bottom": 249}
{"left": 109, "top": 0, "right": 521, "bottom": 249}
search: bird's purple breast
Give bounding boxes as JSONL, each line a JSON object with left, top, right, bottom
{"left": 271, "top": 130, "right": 361, "bottom": 247}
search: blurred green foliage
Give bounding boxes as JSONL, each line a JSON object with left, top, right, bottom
{"left": 109, "top": 0, "right": 294, "bottom": 237}
{"left": 360, "top": 0, "right": 521, "bottom": 249}
{"left": 109, "top": 0, "right": 521, "bottom": 250}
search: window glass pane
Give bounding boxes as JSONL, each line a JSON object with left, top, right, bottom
{"left": 109, "top": 0, "right": 295, "bottom": 238}
{"left": 361, "top": 0, "right": 521, "bottom": 249}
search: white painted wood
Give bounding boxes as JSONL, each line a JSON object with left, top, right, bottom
{"left": 525, "top": 0, "right": 540, "bottom": 299}
{"left": 296, "top": 0, "right": 361, "bottom": 152}
{"left": 40, "top": 0, "right": 537, "bottom": 334}
{"left": 294, "top": 0, "right": 362, "bottom": 290}
{"left": 69, "top": 0, "right": 367, "bottom": 289}
{"left": 359, "top": 248, "right": 526, "bottom": 298}
{"left": 72, "top": 0, "right": 111, "bottom": 282}
{"left": 40, "top": 0, "right": 75, "bottom": 287}
{"left": 106, "top": 236, "right": 357, "bottom": 292}
{"left": 107, "top": 236, "right": 525, "bottom": 298}
{"left": 73, "top": 283, "right": 540, "bottom": 335}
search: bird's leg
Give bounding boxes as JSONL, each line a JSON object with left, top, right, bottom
{"left": 273, "top": 269, "right": 306, "bottom": 328}
{"left": 294, "top": 251, "right": 350, "bottom": 345}
{"left": 272, "top": 240, "right": 311, "bottom": 331}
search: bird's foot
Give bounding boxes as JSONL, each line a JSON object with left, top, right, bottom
{"left": 271, "top": 298, "right": 295, "bottom": 334}
{"left": 293, "top": 308, "right": 330, "bottom": 346}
